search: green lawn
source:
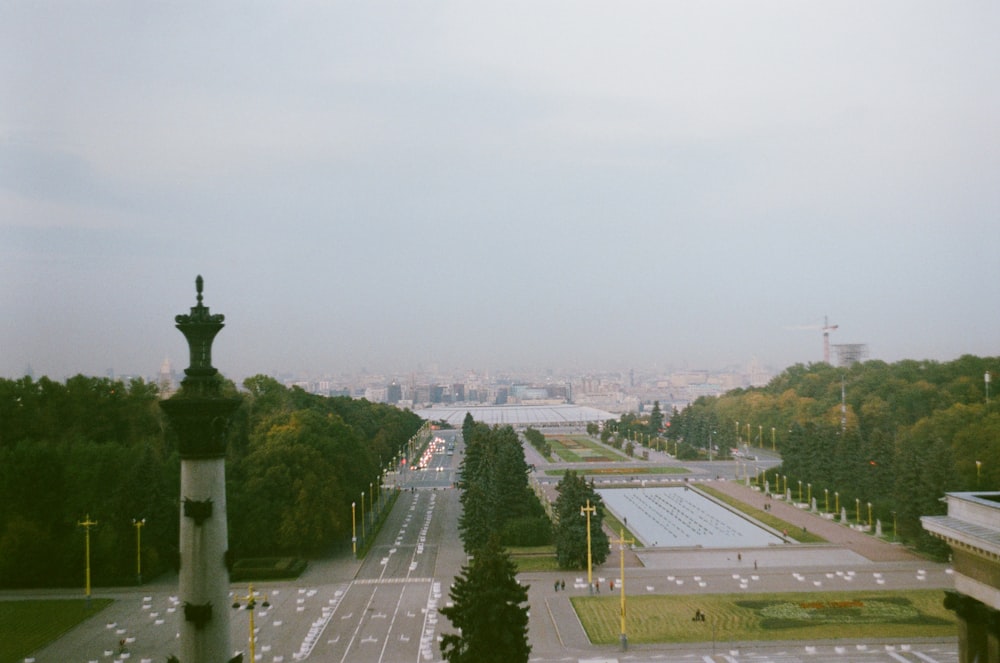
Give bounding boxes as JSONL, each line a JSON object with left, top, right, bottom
{"left": 572, "top": 589, "right": 954, "bottom": 644}
{"left": 548, "top": 435, "right": 627, "bottom": 462}
{"left": 509, "top": 545, "right": 561, "bottom": 572}
{"left": 0, "top": 598, "right": 112, "bottom": 663}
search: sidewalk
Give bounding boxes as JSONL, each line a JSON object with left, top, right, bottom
{"left": 704, "top": 479, "right": 922, "bottom": 563}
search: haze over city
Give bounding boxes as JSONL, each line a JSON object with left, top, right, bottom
{"left": 3, "top": 3, "right": 998, "bottom": 383}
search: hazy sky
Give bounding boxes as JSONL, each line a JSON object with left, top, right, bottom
{"left": 3, "top": 2, "right": 999, "bottom": 382}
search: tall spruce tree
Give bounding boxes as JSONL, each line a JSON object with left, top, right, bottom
{"left": 553, "top": 470, "right": 610, "bottom": 569}
{"left": 440, "top": 534, "right": 531, "bottom": 663}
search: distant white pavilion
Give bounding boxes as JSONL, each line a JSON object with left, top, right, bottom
{"left": 412, "top": 403, "right": 614, "bottom": 428}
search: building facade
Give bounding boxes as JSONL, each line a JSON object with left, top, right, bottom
{"left": 922, "top": 492, "right": 1000, "bottom": 663}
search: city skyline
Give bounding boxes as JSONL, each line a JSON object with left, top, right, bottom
{"left": 3, "top": 3, "right": 999, "bottom": 381}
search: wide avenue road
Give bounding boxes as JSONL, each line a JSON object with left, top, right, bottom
{"left": 321, "top": 487, "right": 465, "bottom": 663}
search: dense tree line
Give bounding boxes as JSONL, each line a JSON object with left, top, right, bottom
{"left": 665, "top": 356, "right": 1000, "bottom": 555}
{"left": 443, "top": 416, "right": 535, "bottom": 662}
{"left": 457, "top": 420, "right": 551, "bottom": 551}
{"left": 522, "top": 427, "right": 551, "bottom": 458}
{"left": 0, "top": 374, "right": 422, "bottom": 588}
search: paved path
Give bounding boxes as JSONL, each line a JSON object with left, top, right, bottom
{"left": 705, "top": 479, "right": 921, "bottom": 563}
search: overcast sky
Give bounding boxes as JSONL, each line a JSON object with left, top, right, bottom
{"left": 2, "top": 2, "right": 998, "bottom": 382}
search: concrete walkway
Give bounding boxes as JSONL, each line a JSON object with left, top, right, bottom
{"left": 704, "top": 479, "right": 922, "bottom": 563}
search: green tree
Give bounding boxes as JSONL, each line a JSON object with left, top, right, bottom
{"left": 648, "top": 400, "right": 664, "bottom": 434}
{"left": 439, "top": 534, "right": 530, "bottom": 663}
{"left": 553, "top": 470, "right": 609, "bottom": 569}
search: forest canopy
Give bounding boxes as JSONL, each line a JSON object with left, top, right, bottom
{"left": 0, "top": 374, "right": 423, "bottom": 588}
{"left": 665, "top": 355, "right": 1000, "bottom": 554}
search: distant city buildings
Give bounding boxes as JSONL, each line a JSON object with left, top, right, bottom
{"left": 179, "top": 359, "right": 774, "bottom": 415}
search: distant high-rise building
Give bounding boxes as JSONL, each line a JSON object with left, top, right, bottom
{"left": 452, "top": 383, "right": 465, "bottom": 402}
{"left": 387, "top": 381, "right": 403, "bottom": 404}
{"left": 157, "top": 358, "right": 176, "bottom": 396}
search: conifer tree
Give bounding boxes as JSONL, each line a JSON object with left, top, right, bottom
{"left": 440, "top": 534, "right": 531, "bottom": 663}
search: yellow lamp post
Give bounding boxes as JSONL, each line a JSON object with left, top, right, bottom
{"left": 361, "top": 491, "right": 366, "bottom": 544}
{"left": 132, "top": 518, "right": 145, "bottom": 585}
{"left": 807, "top": 483, "right": 812, "bottom": 506}
{"left": 976, "top": 460, "right": 982, "bottom": 488}
{"left": 735, "top": 421, "right": 740, "bottom": 445}
{"left": 369, "top": 482, "right": 374, "bottom": 529}
{"left": 856, "top": 498, "right": 861, "bottom": 525}
{"left": 78, "top": 514, "right": 97, "bottom": 607}
{"left": 824, "top": 489, "right": 829, "bottom": 514}
{"left": 759, "top": 425, "right": 763, "bottom": 448}
{"left": 351, "top": 502, "right": 357, "bottom": 555}
{"left": 892, "top": 511, "right": 897, "bottom": 542}
{"left": 581, "top": 499, "right": 596, "bottom": 594}
{"left": 782, "top": 475, "right": 787, "bottom": 496}
{"left": 798, "top": 480, "right": 802, "bottom": 503}
{"left": 612, "top": 528, "right": 635, "bottom": 651}
{"left": 868, "top": 502, "right": 873, "bottom": 528}
{"left": 835, "top": 492, "right": 840, "bottom": 516}
{"left": 771, "top": 427, "right": 776, "bottom": 451}
{"left": 232, "top": 585, "right": 269, "bottom": 663}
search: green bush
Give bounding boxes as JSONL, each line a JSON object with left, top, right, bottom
{"left": 230, "top": 557, "right": 307, "bottom": 581}
{"left": 502, "top": 515, "right": 553, "bottom": 547}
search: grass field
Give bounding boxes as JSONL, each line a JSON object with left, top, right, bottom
{"left": 0, "top": 598, "right": 112, "bottom": 663}
{"left": 510, "top": 545, "right": 561, "bottom": 572}
{"left": 572, "top": 589, "right": 955, "bottom": 644}
{"left": 548, "top": 435, "right": 627, "bottom": 462}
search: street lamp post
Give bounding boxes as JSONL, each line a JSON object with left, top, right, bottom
{"left": 824, "top": 489, "right": 829, "bottom": 514}
{"left": 78, "top": 514, "right": 98, "bottom": 608}
{"left": 798, "top": 480, "right": 803, "bottom": 503}
{"left": 232, "top": 585, "right": 270, "bottom": 663}
{"left": 868, "top": 502, "right": 873, "bottom": 529}
{"left": 612, "top": 528, "right": 635, "bottom": 652}
{"left": 771, "top": 427, "right": 776, "bottom": 451}
{"left": 361, "top": 491, "right": 366, "bottom": 545}
{"left": 581, "top": 500, "right": 596, "bottom": 594}
{"left": 807, "top": 483, "right": 812, "bottom": 506}
{"left": 759, "top": 425, "right": 763, "bottom": 448}
{"left": 976, "top": 460, "right": 982, "bottom": 488}
{"left": 856, "top": 498, "right": 861, "bottom": 525}
{"left": 370, "top": 482, "right": 375, "bottom": 530}
{"left": 351, "top": 502, "right": 357, "bottom": 555}
{"left": 892, "top": 511, "right": 897, "bottom": 542}
{"left": 835, "top": 492, "right": 840, "bottom": 517}
{"left": 133, "top": 518, "right": 145, "bottom": 585}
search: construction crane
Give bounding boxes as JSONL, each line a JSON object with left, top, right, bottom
{"left": 789, "top": 316, "right": 839, "bottom": 364}
{"left": 821, "top": 316, "right": 838, "bottom": 364}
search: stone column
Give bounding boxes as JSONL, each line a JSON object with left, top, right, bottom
{"left": 161, "top": 277, "right": 241, "bottom": 663}
{"left": 944, "top": 591, "right": 999, "bottom": 663}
